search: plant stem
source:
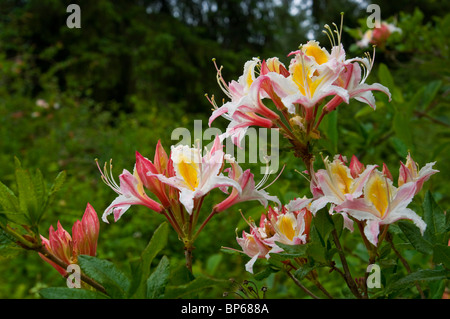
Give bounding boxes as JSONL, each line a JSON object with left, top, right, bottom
{"left": 2, "top": 223, "right": 107, "bottom": 295}
{"left": 311, "top": 277, "right": 334, "bottom": 299}
{"left": 37, "top": 245, "right": 107, "bottom": 295}
{"left": 192, "top": 208, "right": 217, "bottom": 242}
{"left": 331, "top": 229, "right": 363, "bottom": 299}
{"left": 286, "top": 270, "right": 320, "bottom": 299}
{"left": 385, "top": 232, "right": 425, "bottom": 299}
{"left": 184, "top": 244, "right": 194, "bottom": 274}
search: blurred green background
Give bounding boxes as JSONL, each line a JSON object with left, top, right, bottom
{"left": 0, "top": 0, "right": 449, "bottom": 298}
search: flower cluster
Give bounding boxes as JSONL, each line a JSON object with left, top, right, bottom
{"left": 39, "top": 203, "right": 100, "bottom": 276}
{"left": 310, "top": 153, "right": 438, "bottom": 246}
{"left": 236, "top": 199, "right": 312, "bottom": 273}
{"left": 207, "top": 22, "right": 391, "bottom": 149}
{"left": 98, "top": 136, "right": 280, "bottom": 244}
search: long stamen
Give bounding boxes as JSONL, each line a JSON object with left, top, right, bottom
{"left": 332, "top": 23, "right": 341, "bottom": 46}
{"left": 261, "top": 163, "right": 286, "bottom": 190}
{"left": 254, "top": 155, "right": 272, "bottom": 190}
{"left": 212, "top": 58, "right": 232, "bottom": 99}
{"left": 323, "top": 24, "right": 336, "bottom": 47}
{"left": 96, "top": 159, "right": 122, "bottom": 195}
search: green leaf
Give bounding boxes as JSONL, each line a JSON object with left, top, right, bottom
{"left": 273, "top": 241, "right": 309, "bottom": 257}
{"left": 378, "top": 63, "right": 395, "bottom": 92}
{"left": 0, "top": 181, "right": 27, "bottom": 225}
{"left": 433, "top": 244, "right": 450, "bottom": 269}
{"left": 164, "top": 276, "right": 227, "bottom": 299}
{"left": 39, "top": 287, "right": 109, "bottom": 299}
{"left": 129, "top": 222, "right": 169, "bottom": 298}
{"left": 416, "top": 80, "right": 442, "bottom": 111}
{"left": 390, "top": 137, "right": 409, "bottom": 158}
{"left": 386, "top": 269, "right": 449, "bottom": 294}
{"left": 253, "top": 266, "right": 278, "bottom": 281}
{"left": 205, "top": 253, "right": 222, "bottom": 275}
{"left": 332, "top": 213, "right": 344, "bottom": 238}
{"left": 422, "top": 191, "right": 447, "bottom": 244}
{"left": 14, "top": 157, "right": 39, "bottom": 224}
{"left": 0, "top": 181, "right": 19, "bottom": 214}
{"left": 147, "top": 255, "right": 170, "bottom": 299}
{"left": 46, "top": 170, "right": 67, "bottom": 208}
{"left": 306, "top": 227, "right": 329, "bottom": 265}
{"left": 322, "top": 109, "right": 338, "bottom": 154}
{"left": 49, "top": 171, "right": 66, "bottom": 196}
{"left": 313, "top": 209, "right": 335, "bottom": 245}
{"left": 294, "top": 263, "right": 316, "bottom": 280}
{"left": 397, "top": 220, "right": 433, "bottom": 255}
{"left": 168, "top": 259, "right": 195, "bottom": 287}
{"left": 77, "top": 255, "right": 130, "bottom": 299}
{"left": 0, "top": 227, "right": 22, "bottom": 259}
{"left": 32, "top": 168, "right": 46, "bottom": 211}
{"left": 393, "top": 112, "right": 414, "bottom": 152}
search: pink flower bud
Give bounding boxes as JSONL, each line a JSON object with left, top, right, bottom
{"left": 382, "top": 163, "right": 393, "bottom": 181}
{"left": 39, "top": 203, "right": 101, "bottom": 276}
{"left": 135, "top": 150, "right": 170, "bottom": 207}
{"left": 72, "top": 203, "right": 100, "bottom": 257}
{"left": 349, "top": 155, "right": 365, "bottom": 178}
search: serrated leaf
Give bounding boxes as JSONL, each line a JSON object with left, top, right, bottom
{"left": 0, "top": 181, "right": 19, "bottom": 214}
{"left": 129, "top": 222, "right": 169, "bottom": 298}
{"left": 393, "top": 112, "right": 414, "bottom": 151}
{"left": 48, "top": 170, "right": 67, "bottom": 197}
{"left": 206, "top": 253, "right": 222, "bottom": 275}
{"left": 147, "top": 255, "right": 170, "bottom": 299}
{"left": 398, "top": 220, "right": 433, "bottom": 255}
{"left": 273, "top": 241, "right": 309, "bottom": 258}
{"left": 386, "top": 269, "right": 449, "bottom": 294}
{"left": 306, "top": 232, "right": 329, "bottom": 265}
{"left": 422, "top": 191, "right": 446, "bottom": 244}
{"left": 332, "top": 213, "right": 344, "bottom": 238}
{"left": 433, "top": 244, "right": 450, "bottom": 269}
{"left": 313, "top": 209, "right": 334, "bottom": 245}
{"left": 417, "top": 80, "right": 442, "bottom": 111}
{"left": 253, "top": 266, "right": 278, "bottom": 281}
{"left": 294, "top": 263, "right": 316, "bottom": 280}
{"left": 0, "top": 181, "right": 28, "bottom": 225}
{"left": 164, "top": 276, "right": 227, "bottom": 299}
{"left": 77, "top": 255, "right": 130, "bottom": 299}
{"left": 39, "top": 287, "right": 109, "bottom": 299}
{"left": 0, "top": 227, "right": 22, "bottom": 259}
{"left": 32, "top": 168, "right": 46, "bottom": 211}
{"left": 378, "top": 63, "right": 395, "bottom": 93}
{"left": 45, "top": 170, "right": 67, "bottom": 210}
{"left": 14, "top": 158, "right": 39, "bottom": 224}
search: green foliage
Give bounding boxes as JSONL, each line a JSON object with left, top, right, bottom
{"left": 0, "top": 1, "right": 449, "bottom": 299}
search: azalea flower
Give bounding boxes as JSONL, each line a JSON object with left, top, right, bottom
{"left": 356, "top": 22, "right": 402, "bottom": 48}
{"left": 134, "top": 141, "right": 173, "bottom": 208}
{"left": 398, "top": 153, "right": 438, "bottom": 194}
{"left": 263, "top": 205, "right": 312, "bottom": 254}
{"left": 207, "top": 18, "right": 391, "bottom": 149}
{"left": 97, "top": 159, "right": 163, "bottom": 223}
{"left": 148, "top": 136, "right": 242, "bottom": 214}
{"left": 310, "top": 155, "right": 377, "bottom": 216}
{"left": 236, "top": 227, "right": 271, "bottom": 274}
{"left": 39, "top": 203, "right": 100, "bottom": 276}
{"left": 234, "top": 203, "right": 312, "bottom": 273}
{"left": 336, "top": 170, "right": 426, "bottom": 246}
{"left": 268, "top": 41, "right": 349, "bottom": 118}
{"left": 214, "top": 156, "right": 281, "bottom": 213}
{"left": 208, "top": 59, "right": 281, "bottom": 148}
{"left": 325, "top": 55, "right": 391, "bottom": 111}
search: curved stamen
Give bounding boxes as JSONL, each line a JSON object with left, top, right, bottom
{"left": 96, "top": 159, "right": 122, "bottom": 195}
